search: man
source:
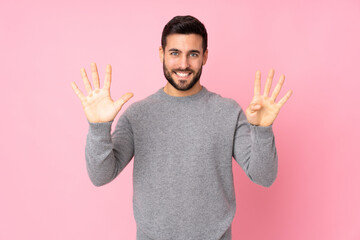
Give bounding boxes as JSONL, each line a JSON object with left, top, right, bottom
{"left": 71, "top": 15, "right": 292, "bottom": 240}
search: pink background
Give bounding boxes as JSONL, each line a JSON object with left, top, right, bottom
{"left": 1, "top": 0, "right": 359, "bottom": 239}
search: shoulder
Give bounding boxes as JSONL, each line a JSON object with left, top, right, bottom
{"left": 121, "top": 89, "right": 162, "bottom": 117}
{"left": 205, "top": 88, "right": 243, "bottom": 112}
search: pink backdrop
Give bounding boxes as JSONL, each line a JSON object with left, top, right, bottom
{"left": 1, "top": 0, "right": 359, "bottom": 239}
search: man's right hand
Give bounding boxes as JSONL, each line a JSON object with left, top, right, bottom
{"left": 71, "top": 63, "right": 134, "bottom": 123}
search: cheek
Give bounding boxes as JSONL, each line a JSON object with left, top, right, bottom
{"left": 164, "top": 58, "right": 177, "bottom": 69}
{"left": 191, "top": 60, "right": 203, "bottom": 69}
{"left": 168, "top": 58, "right": 178, "bottom": 67}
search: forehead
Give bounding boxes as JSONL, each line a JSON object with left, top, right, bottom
{"left": 165, "top": 33, "right": 203, "bottom": 52}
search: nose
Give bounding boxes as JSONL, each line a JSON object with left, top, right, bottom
{"left": 179, "top": 55, "right": 190, "bottom": 69}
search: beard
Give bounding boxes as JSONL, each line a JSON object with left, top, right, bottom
{"left": 163, "top": 60, "right": 203, "bottom": 91}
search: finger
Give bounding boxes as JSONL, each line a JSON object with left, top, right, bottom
{"left": 248, "top": 103, "right": 262, "bottom": 113}
{"left": 254, "top": 70, "right": 261, "bottom": 96}
{"left": 71, "top": 81, "right": 85, "bottom": 100}
{"left": 104, "top": 64, "right": 112, "bottom": 90}
{"left": 91, "top": 62, "right": 100, "bottom": 89}
{"left": 277, "top": 90, "right": 293, "bottom": 108}
{"left": 251, "top": 104, "right": 261, "bottom": 111}
{"left": 271, "top": 74, "right": 285, "bottom": 101}
{"left": 81, "top": 68, "right": 92, "bottom": 94}
{"left": 114, "top": 92, "right": 134, "bottom": 112}
{"left": 264, "top": 68, "right": 274, "bottom": 97}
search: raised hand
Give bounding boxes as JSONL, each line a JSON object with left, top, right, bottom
{"left": 245, "top": 69, "right": 293, "bottom": 127}
{"left": 71, "top": 63, "right": 133, "bottom": 123}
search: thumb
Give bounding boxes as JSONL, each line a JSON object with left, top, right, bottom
{"left": 248, "top": 103, "right": 261, "bottom": 113}
{"left": 114, "top": 92, "right": 134, "bottom": 112}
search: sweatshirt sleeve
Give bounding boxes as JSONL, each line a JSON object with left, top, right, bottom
{"left": 232, "top": 108, "right": 278, "bottom": 187}
{"left": 85, "top": 112, "right": 135, "bottom": 187}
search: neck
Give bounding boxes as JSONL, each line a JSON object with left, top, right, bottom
{"left": 163, "top": 82, "right": 203, "bottom": 97}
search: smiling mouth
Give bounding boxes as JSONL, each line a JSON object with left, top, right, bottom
{"left": 174, "top": 71, "right": 192, "bottom": 78}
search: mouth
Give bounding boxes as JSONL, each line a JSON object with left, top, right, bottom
{"left": 174, "top": 71, "right": 192, "bottom": 79}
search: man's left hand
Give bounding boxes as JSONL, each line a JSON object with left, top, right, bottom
{"left": 245, "top": 69, "right": 293, "bottom": 127}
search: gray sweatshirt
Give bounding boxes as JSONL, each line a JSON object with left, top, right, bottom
{"left": 85, "top": 86, "right": 278, "bottom": 240}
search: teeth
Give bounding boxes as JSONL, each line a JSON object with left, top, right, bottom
{"left": 176, "top": 72, "right": 190, "bottom": 77}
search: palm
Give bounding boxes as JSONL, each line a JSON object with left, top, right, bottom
{"left": 71, "top": 63, "right": 133, "bottom": 123}
{"left": 245, "top": 69, "right": 292, "bottom": 127}
{"left": 82, "top": 89, "right": 118, "bottom": 123}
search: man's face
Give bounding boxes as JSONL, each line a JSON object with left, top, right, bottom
{"left": 160, "top": 34, "right": 208, "bottom": 91}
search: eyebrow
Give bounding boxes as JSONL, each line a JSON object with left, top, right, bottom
{"left": 168, "top": 48, "right": 201, "bottom": 54}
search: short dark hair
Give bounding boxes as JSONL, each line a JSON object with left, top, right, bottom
{"left": 161, "top": 15, "right": 208, "bottom": 53}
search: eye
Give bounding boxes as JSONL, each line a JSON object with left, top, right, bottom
{"left": 190, "top": 53, "right": 199, "bottom": 57}
{"left": 170, "top": 52, "right": 179, "bottom": 56}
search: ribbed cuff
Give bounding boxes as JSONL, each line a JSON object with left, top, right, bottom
{"left": 250, "top": 124, "right": 274, "bottom": 139}
{"left": 88, "top": 120, "right": 113, "bottom": 136}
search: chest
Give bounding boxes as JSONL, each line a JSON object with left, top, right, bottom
{"left": 132, "top": 104, "right": 237, "bottom": 154}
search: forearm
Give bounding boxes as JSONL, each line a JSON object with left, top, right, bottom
{"left": 85, "top": 113, "right": 135, "bottom": 187}
{"left": 85, "top": 121, "right": 121, "bottom": 186}
{"left": 246, "top": 124, "right": 278, "bottom": 187}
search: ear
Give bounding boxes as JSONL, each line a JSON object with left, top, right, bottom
{"left": 202, "top": 49, "right": 208, "bottom": 66}
{"left": 159, "top": 46, "right": 164, "bottom": 63}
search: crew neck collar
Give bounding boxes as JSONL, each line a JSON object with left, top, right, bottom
{"left": 157, "top": 86, "right": 208, "bottom": 101}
